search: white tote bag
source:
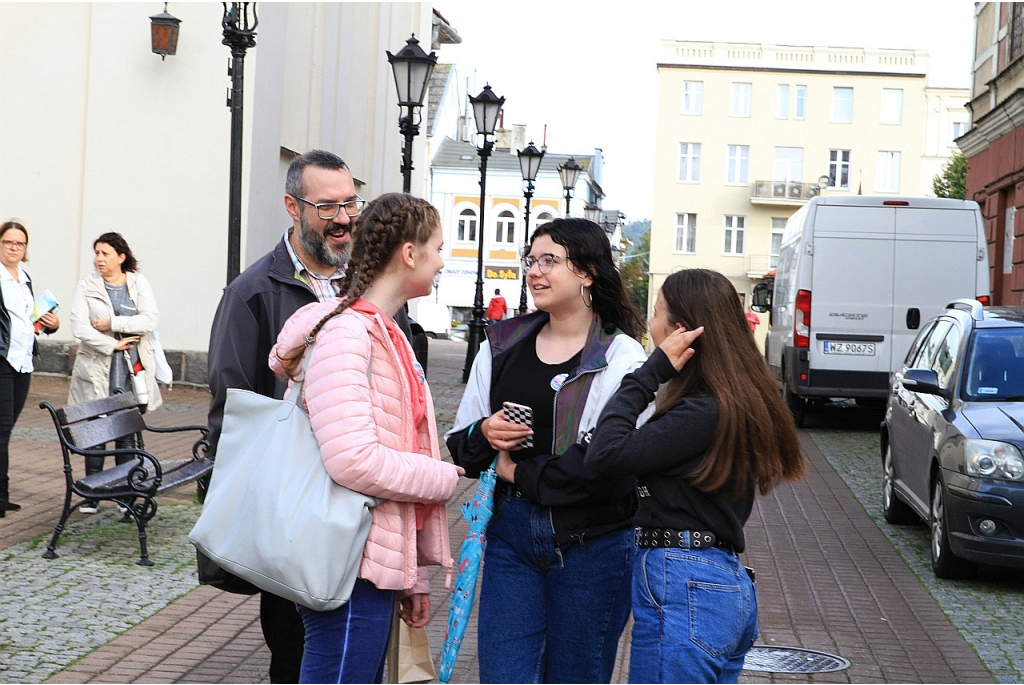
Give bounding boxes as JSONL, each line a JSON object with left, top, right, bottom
{"left": 189, "top": 349, "right": 378, "bottom": 611}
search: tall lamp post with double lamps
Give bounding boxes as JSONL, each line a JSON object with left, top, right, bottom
{"left": 386, "top": 34, "right": 437, "bottom": 194}
{"left": 462, "top": 85, "right": 505, "bottom": 383}
{"left": 558, "top": 156, "right": 583, "bottom": 217}
{"left": 516, "top": 141, "right": 545, "bottom": 316}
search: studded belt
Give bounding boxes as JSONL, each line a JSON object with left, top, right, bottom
{"left": 634, "top": 527, "right": 735, "bottom": 553}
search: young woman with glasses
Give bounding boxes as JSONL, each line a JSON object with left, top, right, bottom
{"left": 586, "top": 268, "right": 805, "bottom": 683}
{"left": 0, "top": 220, "right": 59, "bottom": 516}
{"left": 446, "top": 217, "right": 647, "bottom": 683}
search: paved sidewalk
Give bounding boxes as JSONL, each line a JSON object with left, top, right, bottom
{"left": 0, "top": 340, "right": 994, "bottom": 683}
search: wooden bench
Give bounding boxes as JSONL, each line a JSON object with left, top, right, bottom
{"left": 39, "top": 393, "right": 213, "bottom": 566}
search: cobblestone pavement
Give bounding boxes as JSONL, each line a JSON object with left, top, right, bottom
{"left": 0, "top": 343, "right": 1003, "bottom": 683}
{"left": 0, "top": 505, "right": 202, "bottom": 682}
{"left": 804, "top": 403, "right": 1024, "bottom": 684}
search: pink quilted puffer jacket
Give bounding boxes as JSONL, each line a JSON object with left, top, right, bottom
{"left": 269, "top": 301, "right": 459, "bottom": 595}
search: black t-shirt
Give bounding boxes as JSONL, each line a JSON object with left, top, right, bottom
{"left": 492, "top": 328, "right": 582, "bottom": 460}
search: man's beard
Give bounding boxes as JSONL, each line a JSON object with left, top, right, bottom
{"left": 299, "top": 213, "right": 351, "bottom": 268}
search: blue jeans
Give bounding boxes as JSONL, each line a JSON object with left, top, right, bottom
{"left": 478, "top": 497, "right": 633, "bottom": 683}
{"left": 629, "top": 546, "right": 758, "bottom": 684}
{"left": 295, "top": 579, "right": 395, "bottom": 684}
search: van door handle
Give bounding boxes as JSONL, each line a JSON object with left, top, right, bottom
{"left": 906, "top": 308, "right": 920, "bottom": 330}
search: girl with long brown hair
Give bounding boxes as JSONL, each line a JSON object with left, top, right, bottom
{"left": 586, "top": 268, "right": 804, "bottom": 683}
{"left": 269, "top": 193, "right": 463, "bottom": 684}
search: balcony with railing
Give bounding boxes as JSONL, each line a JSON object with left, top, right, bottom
{"left": 750, "top": 180, "right": 821, "bottom": 206}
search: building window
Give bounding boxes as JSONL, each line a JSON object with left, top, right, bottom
{"left": 723, "top": 215, "right": 745, "bottom": 255}
{"left": 682, "top": 81, "right": 703, "bottom": 115}
{"left": 880, "top": 88, "right": 903, "bottom": 124}
{"left": 770, "top": 218, "right": 786, "bottom": 268}
{"left": 876, "top": 151, "right": 901, "bottom": 192}
{"left": 829, "top": 149, "right": 851, "bottom": 189}
{"left": 457, "top": 208, "right": 477, "bottom": 242}
{"left": 794, "top": 85, "right": 806, "bottom": 119}
{"left": 495, "top": 210, "right": 515, "bottom": 244}
{"left": 726, "top": 145, "right": 749, "bottom": 184}
{"left": 678, "top": 143, "right": 701, "bottom": 182}
{"left": 776, "top": 85, "right": 790, "bottom": 118}
{"left": 535, "top": 211, "right": 554, "bottom": 228}
{"left": 773, "top": 147, "right": 803, "bottom": 182}
{"left": 952, "top": 121, "right": 968, "bottom": 141}
{"left": 675, "top": 213, "right": 697, "bottom": 253}
{"left": 731, "top": 83, "right": 752, "bottom": 117}
{"left": 832, "top": 87, "right": 853, "bottom": 123}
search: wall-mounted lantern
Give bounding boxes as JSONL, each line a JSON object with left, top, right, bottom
{"left": 150, "top": 3, "right": 182, "bottom": 60}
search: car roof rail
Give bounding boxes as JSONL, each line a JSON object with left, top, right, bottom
{"left": 945, "top": 298, "right": 984, "bottom": 320}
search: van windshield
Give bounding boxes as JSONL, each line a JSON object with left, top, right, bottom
{"left": 964, "top": 329, "right": 1024, "bottom": 400}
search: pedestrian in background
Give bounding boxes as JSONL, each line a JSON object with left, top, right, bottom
{"left": 586, "top": 268, "right": 805, "bottom": 683}
{"left": 745, "top": 304, "right": 760, "bottom": 332}
{"left": 270, "top": 193, "right": 463, "bottom": 684}
{"left": 486, "top": 287, "right": 507, "bottom": 325}
{"left": 206, "top": 150, "right": 413, "bottom": 683}
{"left": 0, "top": 220, "right": 59, "bottom": 516}
{"left": 69, "top": 232, "right": 160, "bottom": 514}
{"left": 447, "top": 218, "right": 647, "bottom": 683}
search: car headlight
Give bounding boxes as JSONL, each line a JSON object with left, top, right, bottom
{"left": 965, "top": 440, "right": 1024, "bottom": 481}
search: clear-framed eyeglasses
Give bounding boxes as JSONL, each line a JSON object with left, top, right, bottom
{"left": 293, "top": 195, "right": 366, "bottom": 220}
{"left": 522, "top": 253, "right": 568, "bottom": 274}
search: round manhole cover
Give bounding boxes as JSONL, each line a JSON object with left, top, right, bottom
{"left": 742, "top": 646, "right": 850, "bottom": 673}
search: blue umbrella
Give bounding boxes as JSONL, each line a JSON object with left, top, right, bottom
{"left": 438, "top": 462, "right": 497, "bottom": 683}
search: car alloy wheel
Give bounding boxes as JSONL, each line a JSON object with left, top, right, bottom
{"left": 929, "top": 475, "right": 975, "bottom": 579}
{"left": 882, "top": 445, "right": 917, "bottom": 525}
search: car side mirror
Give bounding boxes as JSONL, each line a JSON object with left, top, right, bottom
{"left": 902, "top": 368, "right": 942, "bottom": 396}
{"left": 751, "top": 283, "right": 771, "bottom": 313}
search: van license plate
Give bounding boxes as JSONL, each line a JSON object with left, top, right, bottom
{"left": 823, "top": 341, "right": 875, "bottom": 355}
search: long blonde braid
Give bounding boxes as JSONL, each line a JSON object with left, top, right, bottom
{"left": 275, "top": 193, "right": 440, "bottom": 379}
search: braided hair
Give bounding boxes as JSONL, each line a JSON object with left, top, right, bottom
{"left": 276, "top": 192, "right": 440, "bottom": 379}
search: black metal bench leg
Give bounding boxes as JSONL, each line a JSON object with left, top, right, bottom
{"left": 127, "top": 497, "right": 157, "bottom": 566}
{"left": 42, "top": 495, "right": 75, "bottom": 560}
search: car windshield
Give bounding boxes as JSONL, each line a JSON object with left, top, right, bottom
{"left": 964, "top": 329, "right": 1024, "bottom": 400}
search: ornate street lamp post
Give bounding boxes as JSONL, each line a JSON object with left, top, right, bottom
{"left": 558, "top": 156, "right": 583, "bottom": 217}
{"left": 516, "top": 141, "right": 544, "bottom": 316}
{"left": 222, "top": 2, "right": 257, "bottom": 286}
{"left": 386, "top": 34, "right": 437, "bottom": 194}
{"left": 462, "top": 84, "right": 505, "bottom": 383}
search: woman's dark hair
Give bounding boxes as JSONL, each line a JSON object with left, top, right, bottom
{"left": 0, "top": 220, "right": 29, "bottom": 262}
{"left": 94, "top": 232, "right": 138, "bottom": 273}
{"left": 654, "top": 268, "right": 804, "bottom": 498}
{"left": 276, "top": 193, "right": 440, "bottom": 379}
{"left": 529, "top": 218, "right": 644, "bottom": 339}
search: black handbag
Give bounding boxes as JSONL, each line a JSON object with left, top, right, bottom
{"left": 196, "top": 548, "right": 260, "bottom": 595}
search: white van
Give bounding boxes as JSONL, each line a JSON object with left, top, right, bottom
{"left": 752, "top": 196, "right": 990, "bottom": 425}
{"left": 408, "top": 300, "right": 452, "bottom": 339}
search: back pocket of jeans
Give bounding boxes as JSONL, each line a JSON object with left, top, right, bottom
{"left": 687, "top": 581, "right": 743, "bottom": 657}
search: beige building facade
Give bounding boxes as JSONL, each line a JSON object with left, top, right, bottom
{"left": 651, "top": 41, "right": 968, "bottom": 340}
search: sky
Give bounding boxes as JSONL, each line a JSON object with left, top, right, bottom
{"left": 434, "top": 1, "right": 977, "bottom": 221}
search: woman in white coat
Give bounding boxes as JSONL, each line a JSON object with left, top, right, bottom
{"left": 69, "top": 232, "right": 161, "bottom": 513}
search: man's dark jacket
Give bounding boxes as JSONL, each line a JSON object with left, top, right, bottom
{"left": 206, "top": 237, "right": 410, "bottom": 455}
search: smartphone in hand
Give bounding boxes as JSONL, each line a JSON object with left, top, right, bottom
{"left": 501, "top": 401, "right": 534, "bottom": 449}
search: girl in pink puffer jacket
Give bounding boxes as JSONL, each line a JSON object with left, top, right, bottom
{"left": 270, "top": 193, "right": 463, "bottom": 684}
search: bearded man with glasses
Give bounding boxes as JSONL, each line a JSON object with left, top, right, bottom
{"left": 204, "top": 149, "right": 411, "bottom": 683}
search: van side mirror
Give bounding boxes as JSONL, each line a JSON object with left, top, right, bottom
{"left": 751, "top": 284, "right": 771, "bottom": 313}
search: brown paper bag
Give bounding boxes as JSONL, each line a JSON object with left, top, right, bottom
{"left": 386, "top": 608, "right": 437, "bottom": 684}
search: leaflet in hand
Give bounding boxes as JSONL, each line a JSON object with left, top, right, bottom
{"left": 32, "top": 289, "right": 59, "bottom": 332}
